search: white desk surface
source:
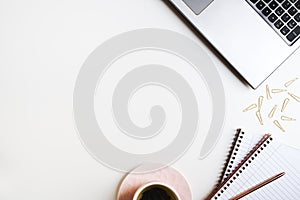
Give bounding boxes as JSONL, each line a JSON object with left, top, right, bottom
{"left": 1, "top": 0, "right": 300, "bottom": 199}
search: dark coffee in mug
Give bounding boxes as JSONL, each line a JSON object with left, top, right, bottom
{"left": 136, "top": 184, "right": 179, "bottom": 200}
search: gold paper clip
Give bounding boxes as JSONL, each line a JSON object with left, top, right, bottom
{"left": 256, "top": 111, "right": 264, "bottom": 125}
{"left": 258, "top": 96, "right": 264, "bottom": 111}
{"left": 268, "top": 105, "right": 277, "bottom": 118}
{"left": 281, "top": 98, "right": 290, "bottom": 112}
{"left": 284, "top": 78, "right": 298, "bottom": 88}
{"left": 243, "top": 104, "right": 257, "bottom": 112}
{"left": 288, "top": 92, "right": 300, "bottom": 102}
{"left": 271, "top": 89, "right": 287, "bottom": 93}
{"left": 266, "top": 85, "right": 272, "bottom": 100}
{"left": 281, "top": 116, "right": 296, "bottom": 121}
{"left": 273, "top": 120, "right": 285, "bottom": 132}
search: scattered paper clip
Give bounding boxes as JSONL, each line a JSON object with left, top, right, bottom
{"left": 268, "top": 105, "right": 277, "bottom": 118}
{"left": 256, "top": 111, "right": 264, "bottom": 125}
{"left": 243, "top": 104, "right": 257, "bottom": 112}
{"left": 285, "top": 78, "right": 298, "bottom": 88}
{"left": 266, "top": 85, "right": 272, "bottom": 100}
{"left": 273, "top": 120, "right": 285, "bottom": 132}
{"left": 271, "top": 89, "right": 287, "bottom": 93}
{"left": 288, "top": 92, "right": 300, "bottom": 102}
{"left": 281, "top": 98, "right": 290, "bottom": 112}
{"left": 258, "top": 96, "right": 264, "bottom": 111}
{"left": 281, "top": 116, "right": 296, "bottom": 121}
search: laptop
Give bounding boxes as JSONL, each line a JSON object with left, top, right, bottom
{"left": 168, "top": 0, "right": 300, "bottom": 88}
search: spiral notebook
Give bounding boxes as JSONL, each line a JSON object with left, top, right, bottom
{"left": 208, "top": 130, "right": 300, "bottom": 200}
{"left": 220, "top": 129, "right": 262, "bottom": 183}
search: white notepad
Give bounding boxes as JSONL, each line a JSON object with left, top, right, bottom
{"left": 210, "top": 134, "right": 300, "bottom": 200}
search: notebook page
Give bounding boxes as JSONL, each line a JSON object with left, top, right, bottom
{"left": 221, "top": 130, "right": 262, "bottom": 182}
{"left": 243, "top": 144, "right": 300, "bottom": 199}
{"left": 212, "top": 138, "right": 300, "bottom": 200}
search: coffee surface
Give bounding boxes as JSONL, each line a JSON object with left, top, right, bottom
{"left": 140, "top": 188, "right": 173, "bottom": 200}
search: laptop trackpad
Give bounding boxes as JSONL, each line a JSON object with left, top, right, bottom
{"left": 182, "top": 0, "right": 214, "bottom": 15}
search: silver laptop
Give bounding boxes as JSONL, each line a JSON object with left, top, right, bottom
{"left": 168, "top": 0, "right": 300, "bottom": 88}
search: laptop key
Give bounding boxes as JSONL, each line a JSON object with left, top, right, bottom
{"left": 288, "top": 19, "right": 297, "bottom": 29}
{"left": 262, "top": 7, "right": 272, "bottom": 16}
{"left": 288, "top": 7, "right": 297, "bottom": 16}
{"left": 268, "top": 13, "right": 278, "bottom": 22}
{"left": 250, "top": 0, "right": 259, "bottom": 3}
{"left": 281, "top": 13, "right": 291, "bottom": 22}
{"left": 280, "top": 26, "right": 290, "bottom": 35}
{"left": 282, "top": 1, "right": 291, "bottom": 9}
{"left": 287, "top": 26, "right": 300, "bottom": 42}
{"left": 269, "top": 1, "right": 279, "bottom": 9}
{"left": 275, "top": 19, "right": 284, "bottom": 29}
{"left": 256, "top": 1, "right": 266, "bottom": 10}
{"left": 275, "top": 7, "right": 284, "bottom": 16}
{"left": 295, "top": 0, "right": 300, "bottom": 9}
{"left": 295, "top": 13, "right": 300, "bottom": 22}
{"left": 263, "top": 0, "right": 271, "bottom": 2}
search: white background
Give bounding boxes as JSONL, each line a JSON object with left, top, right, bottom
{"left": 0, "top": 0, "right": 300, "bottom": 199}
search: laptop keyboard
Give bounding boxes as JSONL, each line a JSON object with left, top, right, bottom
{"left": 246, "top": 0, "right": 300, "bottom": 45}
